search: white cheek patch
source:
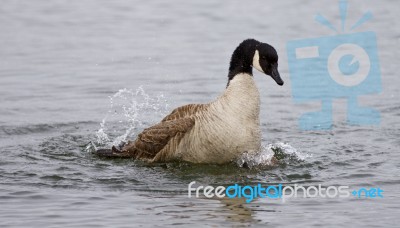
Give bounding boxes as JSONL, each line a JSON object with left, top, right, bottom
{"left": 252, "top": 50, "right": 264, "bottom": 73}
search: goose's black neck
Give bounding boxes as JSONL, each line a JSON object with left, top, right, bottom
{"left": 228, "top": 39, "right": 260, "bottom": 82}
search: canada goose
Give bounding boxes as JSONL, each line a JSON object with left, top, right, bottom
{"left": 96, "top": 39, "right": 283, "bottom": 164}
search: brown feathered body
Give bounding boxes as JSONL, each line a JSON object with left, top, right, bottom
{"left": 105, "top": 73, "right": 262, "bottom": 164}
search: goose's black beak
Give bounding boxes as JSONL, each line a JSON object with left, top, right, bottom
{"left": 271, "top": 66, "right": 284, "bottom": 86}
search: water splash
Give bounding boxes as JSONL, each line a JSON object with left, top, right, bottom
{"left": 236, "top": 142, "right": 312, "bottom": 168}
{"left": 95, "top": 86, "right": 170, "bottom": 147}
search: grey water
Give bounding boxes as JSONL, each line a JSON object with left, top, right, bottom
{"left": 1, "top": 0, "right": 399, "bottom": 227}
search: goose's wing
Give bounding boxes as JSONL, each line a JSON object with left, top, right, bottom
{"left": 161, "top": 104, "right": 208, "bottom": 122}
{"left": 95, "top": 103, "right": 206, "bottom": 160}
{"left": 121, "top": 117, "right": 195, "bottom": 161}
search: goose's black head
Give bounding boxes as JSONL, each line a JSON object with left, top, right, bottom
{"left": 228, "top": 39, "right": 283, "bottom": 86}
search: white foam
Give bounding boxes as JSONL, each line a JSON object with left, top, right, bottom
{"left": 236, "top": 142, "right": 312, "bottom": 168}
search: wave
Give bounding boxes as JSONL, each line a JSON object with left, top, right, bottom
{"left": 0, "top": 121, "right": 97, "bottom": 136}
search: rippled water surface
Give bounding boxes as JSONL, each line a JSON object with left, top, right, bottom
{"left": 1, "top": 0, "right": 399, "bottom": 227}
